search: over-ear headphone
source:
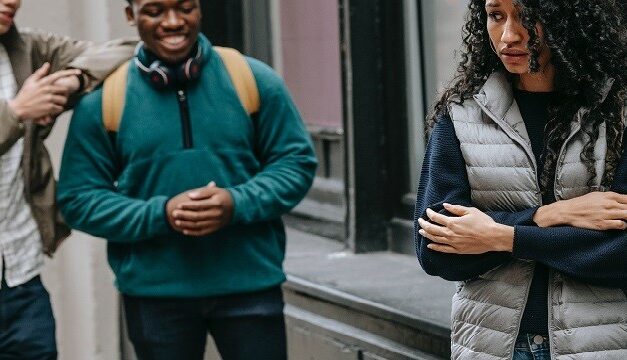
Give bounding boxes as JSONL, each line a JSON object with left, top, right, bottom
{"left": 133, "top": 42, "right": 203, "bottom": 89}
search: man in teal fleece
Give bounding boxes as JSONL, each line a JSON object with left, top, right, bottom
{"left": 57, "top": 0, "right": 316, "bottom": 359}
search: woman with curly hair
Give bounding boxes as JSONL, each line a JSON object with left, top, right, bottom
{"left": 414, "top": 0, "right": 626, "bottom": 359}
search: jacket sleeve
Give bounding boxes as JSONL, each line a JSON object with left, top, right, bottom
{"left": 226, "top": 58, "right": 317, "bottom": 225}
{"left": 23, "top": 29, "right": 89, "bottom": 72}
{"left": 24, "top": 29, "right": 136, "bottom": 91}
{"left": 0, "top": 29, "right": 84, "bottom": 154}
{"left": 65, "top": 38, "right": 137, "bottom": 92}
{"left": 23, "top": 30, "right": 136, "bottom": 141}
{"left": 513, "top": 226, "right": 626, "bottom": 287}
{"left": 56, "top": 92, "right": 173, "bottom": 243}
{"left": 0, "top": 100, "right": 24, "bottom": 155}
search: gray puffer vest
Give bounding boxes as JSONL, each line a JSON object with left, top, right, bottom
{"left": 448, "top": 72, "right": 627, "bottom": 360}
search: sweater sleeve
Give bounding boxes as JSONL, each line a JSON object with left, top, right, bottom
{"left": 226, "top": 58, "right": 317, "bottom": 224}
{"left": 414, "top": 116, "right": 532, "bottom": 281}
{"left": 56, "top": 91, "right": 173, "bottom": 243}
{"left": 512, "top": 132, "right": 627, "bottom": 287}
{"left": 513, "top": 226, "right": 626, "bottom": 287}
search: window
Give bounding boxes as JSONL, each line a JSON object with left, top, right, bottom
{"left": 407, "top": 0, "right": 468, "bottom": 193}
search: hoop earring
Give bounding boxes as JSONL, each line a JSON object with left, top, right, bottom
{"left": 490, "top": 41, "right": 499, "bottom": 55}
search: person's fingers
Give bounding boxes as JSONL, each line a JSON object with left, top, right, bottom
{"left": 603, "top": 220, "right": 627, "bottom": 231}
{"left": 45, "top": 84, "right": 72, "bottom": 95}
{"left": 172, "top": 210, "right": 203, "bottom": 222}
{"left": 172, "top": 209, "right": 221, "bottom": 222}
{"left": 418, "top": 228, "right": 452, "bottom": 246}
{"left": 47, "top": 104, "right": 64, "bottom": 116}
{"left": 40, "top": 69, "right": 81, "bottom": 85}
{"left": 50, "top": 94, "right": 68, "bottom": 107}
{"left": 614, "top": 194, "right": 627, "bottom": 207}
{"left": 31, "top": 62, "right": 51, "bottom": 81}
{"left": 604, "top": 192, "right": 627, "bottom": 203}
{"left": 178, "top": 199, "right": 221, "bottom": 211}
{"left": 418, "top": 218, "right": 450, "bottom": 238}
{"left": 34, "top": 116, "right": 53, "bottom": 126}
{"left": 187, "top": 186, "right": 220, "bottom": 200}
{"left": 608, "top": 209, "right": 627, "bottom": 221}
{"left": 175, "top": 220, "right": 220, "bottom": 230}
{"left": 426, "top": 208, "right": 451, "bottom": 226}
{"left": 426, "top": 242, "right": 459, "bottom": 254}
{"left": 443, "top": 203, "right": 470, "bottom": 216}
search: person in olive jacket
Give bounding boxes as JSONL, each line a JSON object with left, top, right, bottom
{"left": 0, "top": 0, "right": 135, "bottom": 358}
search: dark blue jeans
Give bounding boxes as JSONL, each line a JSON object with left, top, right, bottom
{"left": 123, "top": 286, "right": 287, "bottom": 360}
{"left": 513, "top": 333, "right": 551, "bottom": 360}
{"left": 0, "top": 276, "right": 56, "bottom": 360}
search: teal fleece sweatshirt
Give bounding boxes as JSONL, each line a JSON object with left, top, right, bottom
{"left": 57, "top": 35, "right": 317, "bottom": 297}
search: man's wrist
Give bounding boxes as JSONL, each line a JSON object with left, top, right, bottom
{"left": 163, "top": 198, "right": 176, "bottom": 230}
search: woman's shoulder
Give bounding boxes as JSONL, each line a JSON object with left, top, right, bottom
{"left": 446, "top": 96, "right": 486, "bottom": 126}
{"left": 429, "top": 113, "right": 459, "bottom": 144}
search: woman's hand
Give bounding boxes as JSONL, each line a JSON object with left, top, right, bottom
{"left": 534, "top": 192, "right": 627, "bottom": 230}
{"left": 417, "top": 203, "right": 514, "bottom": 254}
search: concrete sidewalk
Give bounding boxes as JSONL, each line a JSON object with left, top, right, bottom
{"left": 283, "top": 227, "right": 455, "bottom": 359}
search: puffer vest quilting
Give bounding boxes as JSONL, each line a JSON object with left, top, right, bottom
{"left": 447, "top": 72, "right": 627, "bottom": 360}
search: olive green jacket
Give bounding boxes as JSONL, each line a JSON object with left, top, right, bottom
{"left": 0, "top": 26, "right": 135, "bottom": 255}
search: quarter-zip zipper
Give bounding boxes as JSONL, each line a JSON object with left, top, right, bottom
{"left": 177, "top": 88, "right": 193, "bottom": 149}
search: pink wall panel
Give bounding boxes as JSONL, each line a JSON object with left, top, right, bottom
{"left": 280, "top": 0, "right": 343, "bottom": 129}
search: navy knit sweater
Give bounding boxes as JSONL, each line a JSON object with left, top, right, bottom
{"left": 415, "top": 89, "right": 627, "bottom": 335}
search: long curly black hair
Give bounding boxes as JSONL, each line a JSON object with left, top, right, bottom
{"left": 429, "top": 0, "right": 626, "bottom": 192}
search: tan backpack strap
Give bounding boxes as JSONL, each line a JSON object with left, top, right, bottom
{"left": 102, "top": 61, "right": 130, "bottom": 132}
{"left": 214, "top": 47, "right": 260, "bottom": 115}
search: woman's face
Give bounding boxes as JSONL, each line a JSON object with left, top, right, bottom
{"left": 0, "top": 0, "right": 20, "bottom": 35}
{"left": 485, "top": 0, "right": 551, "bottom": 75}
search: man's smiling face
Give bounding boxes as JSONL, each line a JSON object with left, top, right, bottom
{"left": 126, "top": 0, "right": 201, "bottom": 64}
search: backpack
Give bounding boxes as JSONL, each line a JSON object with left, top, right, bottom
{"left": 101, "top": 47, "right": 260, "bottom": 132}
